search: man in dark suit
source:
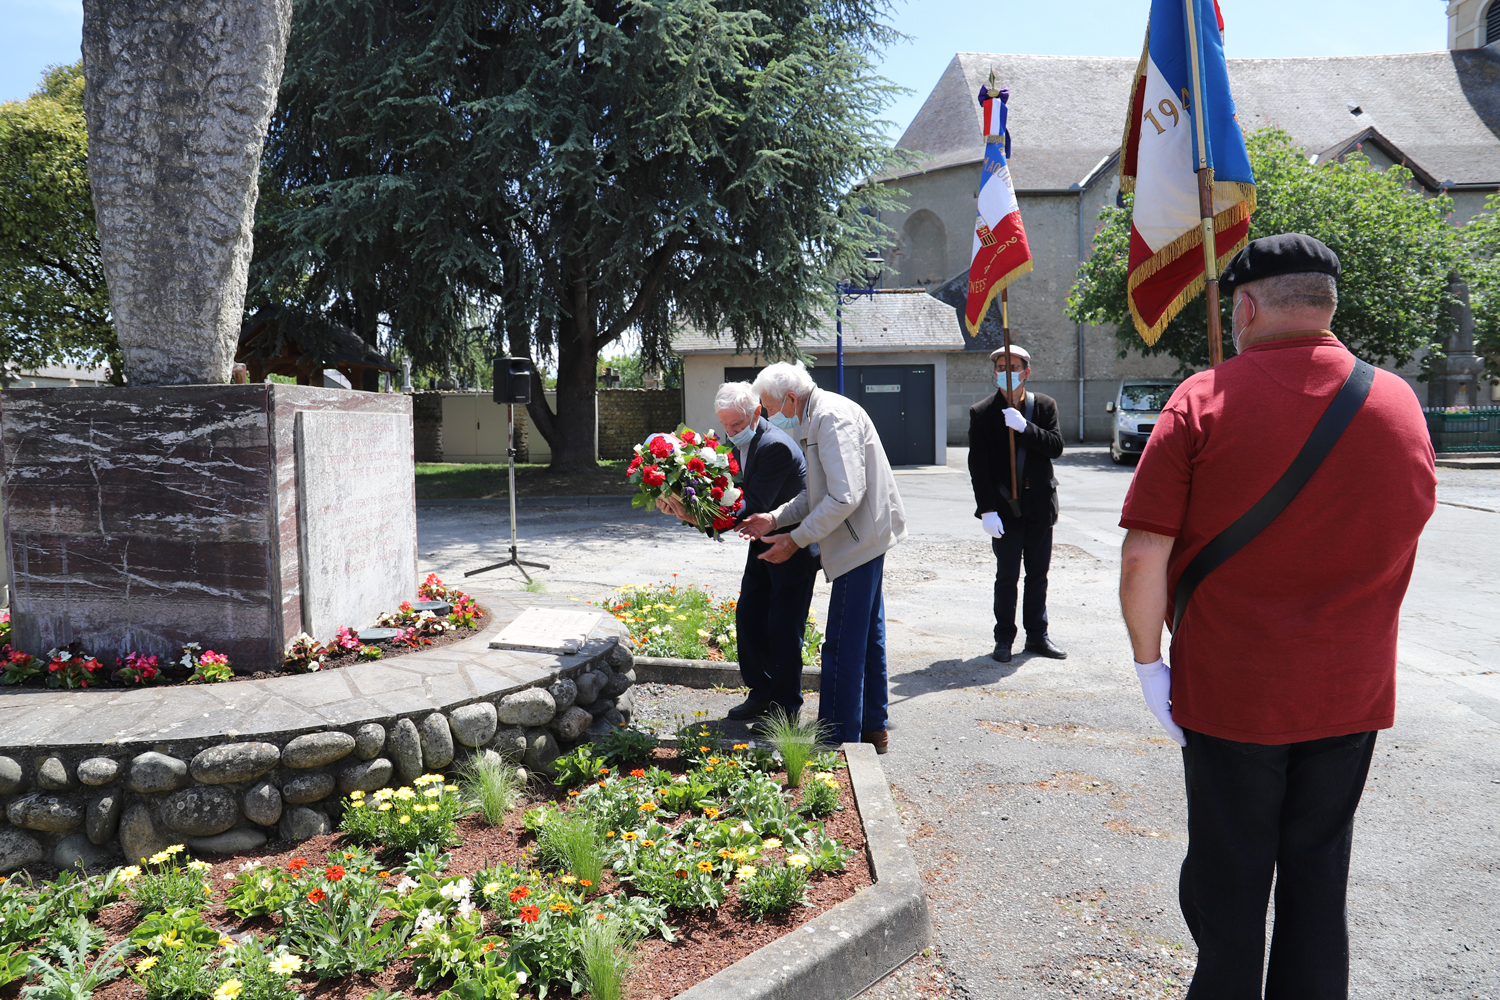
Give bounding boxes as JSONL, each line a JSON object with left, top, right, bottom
{"left": 968, "top": 345, "right": 1067, "bottom": 663}
{"left": 658, "top": 382, "right": 817, "bottom": 719}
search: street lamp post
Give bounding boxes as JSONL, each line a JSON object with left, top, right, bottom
{"left": 835, "top": 252, "right": 886, "bottom": 395}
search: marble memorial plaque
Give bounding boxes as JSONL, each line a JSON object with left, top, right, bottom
{"left": 296, "top": 410, "right": 417, "bottom": 639}
{"left": 491, "top": 607, "right": 608, "bottom": 654}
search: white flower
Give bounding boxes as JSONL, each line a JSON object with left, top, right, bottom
{"left": 259, "top": 878, "right": 274, "bottom": 891}
{"left": 414, "top": 909, "right": 442, "bottom": 933}
{"left": 720, "top": 485, "right": 741, "bottom": 506}
{"left": 237, "top": 861, "right": 259, "bottom": 872}
{"left": 395, "top": 876, "right": 420, "bottom": 896}
{"left": 516, "top": 972, "right": 528, "bottom": 985}
{"left": 716, "top": 634, "right": 729, "bottom": 644}
{"left": 439, "top": 877, "right": 472, "bottom": 901}
{"left": 222, "top": 872, "right": 237, "bottom": 881}
{"left": 455, "top": 898, "right": 476, "bottom": 919}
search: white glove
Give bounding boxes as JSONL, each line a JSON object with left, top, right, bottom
{"left": 980, "top": 511, "right": 1005, "bottom": 538}
{"left": 1134, "top": 657, "right": 1187, "bottom": 746}
{"left": 1002, "top": 407, "right": 1028, "bottom": 433}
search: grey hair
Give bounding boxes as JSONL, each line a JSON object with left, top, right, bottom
{"left": 713, "top": 381, "right": 759, "bottom": 419}
{"left": 1244, "top": 272, "right": 1338, "bottom": 313}
{"left": 752, "top": 362, "right": 816, "bottom": 403}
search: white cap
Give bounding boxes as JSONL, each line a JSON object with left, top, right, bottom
{"left": 988, "top": 344, "right": 1031, "bottom": 363}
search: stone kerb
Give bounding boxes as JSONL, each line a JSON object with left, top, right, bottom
{"left": 0, "top": 592, "right": 636, "bottom": 873}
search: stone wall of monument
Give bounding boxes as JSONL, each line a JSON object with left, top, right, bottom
{"left": 412, "top": 392, "right": 444, "bottom": 462}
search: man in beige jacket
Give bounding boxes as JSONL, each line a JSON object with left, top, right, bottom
{"left": 739, "top": 362, "right": 907, "bottom": 752}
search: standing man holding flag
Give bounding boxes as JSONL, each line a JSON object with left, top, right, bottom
{"left": 963, "top": 83, "right": 1066, "bottom": 662}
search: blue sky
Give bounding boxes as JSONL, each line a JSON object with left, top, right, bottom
{"left": 3, "top": 0, "right": 1450, "bottom": 137}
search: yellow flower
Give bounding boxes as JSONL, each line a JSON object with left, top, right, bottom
{"left": 605, "top": 830, "right": 616, "bottom": 838}
{"left": 188, "top": 860, "right": 212, "bottom": 872}
{"left": 135, "top": 956, "right": 159, "bottom": 972}
{"left": 378, "top": 803, "right": 393, "bottom": 812}
{"left": 622, "top": 832, "right": 638, "bottom": 841}
{"left": 733, "top": 743, "right": 749, "bottom": 750}
{"left": 349, "top": 790, "right": 365, "bottom": 799}
{"left": 398, "top": 815, "right": 411, "bottom": 824}
{"left": 638, "top": 801, "right": 657, "bottom": 812}
{"left": 735, "top": 865, "right": 757, "bottom": 881}
{"left": 118, "top": 866, "right": 142, "bottom": 884}
{"left": 394, "top": 787, "right": 416, "bottom": 800}
{"left": 718, "top": 849, "right": 731, "bottom": 859}
{"left": 348, "top": 799, "right": 364, "bottom": 808}
{"left": 785, "top": 853, "right": 811, "bottom": 869}
{"left": 148, "top": 850, "right": 171, "bottom": 865}
{"left": 218, "top": 935, "right": 236, "bottom": 948}
{"left": 166, "top": 844, "right": 186, "bottom": 855}
{"left": 443, "top": 784, "right": 458, "bottom": 792}
{"left": 213, "top": 978, "right": 244, "bottom": 1000}
{"left": 268, "top": 954, "right": 304, "bottom": 975}
{"left": 696, "top": 629, "right": 710, "bottom": 638}
{"left": 707, "top": 758, "right": 720, "bottom": 765}
{"left": 762, "top": 838, "right": 782, "bottom": 850}
{"left": 560, "top": 875, "right": 577, "bottom": 885}
{"left": 641, "top": 840, "right": 655, "bottom": 847}
{"left": 696, "top": 861, "right": 713, "bottom": 872}
{"left": 423, "top": 787, "right": 441, "bottom": 798}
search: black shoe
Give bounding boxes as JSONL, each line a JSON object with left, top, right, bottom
{"left": 1024, "top": 636, "right": 1068, "bottom": 659}
{"left": 991, "top": 644, "right": 1012, "bottom": 663}
{"left": 726, "top": 698, "right": 773, "bottom": 721}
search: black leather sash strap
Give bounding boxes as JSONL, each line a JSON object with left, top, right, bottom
{"left": 1171, "top": 359, "right": 1375, "bottom": 635}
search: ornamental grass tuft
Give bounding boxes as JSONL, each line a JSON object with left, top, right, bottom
{"left": 537, "top": 811, "right": 606, "bottom": 886}
{"left": 760, "top": 712, "right": 829, "bottom": 789}
{"left": 578, "top": 916, "right": 637, "bottom": 1000}
{"left": 458, "top": 753, "right": 528, "bottom": 827}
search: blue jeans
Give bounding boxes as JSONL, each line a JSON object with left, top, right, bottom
{"left": 818, "top": 554, "right": 888, "bottom": 745}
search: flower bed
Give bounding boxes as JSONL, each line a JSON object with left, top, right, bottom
{"left": 0, "top": 726, "right": 868, "bottom": 1000}
{"left": 0, "top": 576, "right": 485, "bottom": 689}
{"left": 599, "top": 582, "right": 820, "bottom": 665}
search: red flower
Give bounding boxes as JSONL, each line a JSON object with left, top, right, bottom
{"left": 306, "top": 887, "right": 326, "bottom": 903}
{"left": 709, "top": 486, "right": 724, "bottom": 501}
{"left": 510, "top": 885, "right": 530, "bottom": 902}
{"left": 686, "top": 456, "right": 706, "bottom": 475}
{"left": 324, "top": 864, "right": 345, "bottom": 882}
{"left": 680, "top": 430, "right": 698, "bottom": 445}
{"left": 712, "top": 475, "right": 729, "bottom": 489}
{"left": 519, "top": 905, "right": 540, "bottom": 923}
{"left": 629, "top": 768, "right": 646, "bottom": 778}
{"left": 642, "top": 465, "right": 666, "bottom": 487}
{"left": 287, "top": 858, "right": 308, "bottom": 872}
{"left": 728, "top": 456, "right": 740, "bottom": 475}
{"left": 648, "top": 437, "right": 672, "bottom": 459}
{"left": 627, "top": 455, "right": 642, "bottom": 475}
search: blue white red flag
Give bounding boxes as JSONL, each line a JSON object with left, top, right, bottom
{"left": 1120, "top": 0, "right": 1255, "bottom": 344}
{"left": 965, "top": 85, "right": 1032, "bottom": 335}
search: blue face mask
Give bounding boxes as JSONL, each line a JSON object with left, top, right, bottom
{"left": 995, "top": 371, "right": 1024, "bottom": 391}
{"left": 728, "top": 422, "right": 757, "bottom": 449}
{"left": 769, "top": 413, "right": 799, "bottom": 432}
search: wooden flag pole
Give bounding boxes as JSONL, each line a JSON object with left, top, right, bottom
{"left": 1001, "top": 287, "right": 1021, "bottom": 517}
{"left": 1183, "top": 0, "right": 1224, "bottom": 366}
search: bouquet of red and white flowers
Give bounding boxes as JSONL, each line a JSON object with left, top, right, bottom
{"left": 627, "top": 424, "right": 743, "bottom": 537}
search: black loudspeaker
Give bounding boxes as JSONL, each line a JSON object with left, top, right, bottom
{"left": 494, "top": 357, "right": 532, "bottom": 404}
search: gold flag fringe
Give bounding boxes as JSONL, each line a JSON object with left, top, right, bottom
{"left": 1118, "top": 29, "right": 1151, "bottom": 196}
{"left": 1126, "top": 188, "right": 1256, "bottom": 345}
{"left": 964, "top": 257, "right": 1035, "bottom": 337}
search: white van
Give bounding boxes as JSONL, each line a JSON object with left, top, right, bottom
{"left": 1104, "top": 381, "right": 1179, "bottom": 464}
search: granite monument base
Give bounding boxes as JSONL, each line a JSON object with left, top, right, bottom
{"left": 0, "top": 384, "right": 415, "bottom": 671}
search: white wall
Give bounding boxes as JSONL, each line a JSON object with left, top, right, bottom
{"left": 437, "top": 391, "right": 564, "bottom": 464}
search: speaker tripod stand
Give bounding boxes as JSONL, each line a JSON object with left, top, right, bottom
{"left": 465, "top": 401, "right": 550, "bottom": 582}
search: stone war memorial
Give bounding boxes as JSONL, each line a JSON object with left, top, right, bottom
{"left": 2, "top": 0, "right": 416, "bottom": 670}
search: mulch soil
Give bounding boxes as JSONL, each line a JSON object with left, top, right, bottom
{"left": 0, "top": 612, "right": 485, "bottom": 689}
{"left": 5, "top": 747, "right": 870, "bottom": 1000}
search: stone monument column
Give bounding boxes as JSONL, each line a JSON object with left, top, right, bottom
{"left": 1428, "top": 271, "right": 1486, "bottom": 409}
{"left": 82, "top": 0, "right": 294, "bottom": 385}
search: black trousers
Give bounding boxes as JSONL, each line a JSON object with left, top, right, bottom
{"left": 1179, "top": 728, "right": 1377, "bottom": 1000}
{"left": 735, "top": 536, "right": 818, "bottom": 713}
{"left": 991, "top": 517, "right": 1051, "bottom": 646}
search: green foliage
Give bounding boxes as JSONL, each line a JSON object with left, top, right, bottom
{"left": 459, "top": 752, "right": 528, "bottom": 826}
{"left": 251, "top": 0, "right": 907, "bottom": 469}
{"left": 21, "top": 916, "right": 132, "bottom": 1000}
{"left": 213, "top": 937, "right": 306, "bottom": 1000}
{"left": 0, "top": 944, "right": 28, "bottom": 988}
{"left": 127, "top": 909, "right": 223, "bottom": 953}
{"left": 1461, "top": 193, "right": 1500, "bottom": 384}
{"left": 737, "top": 861, "right": 810, "bottom": 920}
{"left": 0, "top": 868, "right": 120, "bottom": 949}
{"left": 760, "top": 712, "right": 828, "bottom": 788}
{"left": 1068, "top": 128, "right": 1461, "bottom": 373}
{"left": 272, "top": 854, "right": 407, "bottom": 979}
{"left": 799, "top": 770, "right": 842, "bottom": 818}
{"left": 577, "top": 917, "right": 637, "bottom": 1000}
{"left": 536, "top": 811, "right": 606, "bottom": 885}
{"left": 553, "top": 747, "right": 611, "bottom": 790}
{"left": 0, "top": 62, "right": 120, "bottom": 381}
{"left": 120, "top": 848, "right": 213, "bottom": 912}
{"left": 340, "top": 775, "right": 468, "bottom": 854}
{"left": 592, "top": 725, "right": 662, "bottom": 767}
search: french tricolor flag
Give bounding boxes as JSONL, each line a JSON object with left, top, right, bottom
{"left": 965, "top": 86, "right": 1031, "bottom": 335}
{"left": 1120, "top": 0, "right": 1254, "bottom": 344}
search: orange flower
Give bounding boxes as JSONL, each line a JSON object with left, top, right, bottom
{"left": 510, "top": 886, "right": 530, "bottom": 902}
{"left": 598, "top": 767, "right": 609, "bottom": 775}
{"left": 324, "top": 865, "right": 345, "bottom": 882}
{"left": 306, "top": 887, "right": 326, "bottom": 903}
{"left": 674, "top": 869, "right": 689, "bottom": 879}
{"left": 286, "top": 858, "right": 308, "bottom": 873}
{"left": 481, "top": 941, "right": 496, "bottom": 953}
{"left": 578, "top": 879, "right": 592, "bottom": 887}
{"left": 519, "top": 905, "right": 540, "bottom": 923}
{"left": 550, "top": 901, "right": 573, "bottom": 914}
{"left": 376, "top": 871, "right": 391, "bottom": 879}
{"left": 629, "top": 769, "right": 646, "bottom": 778}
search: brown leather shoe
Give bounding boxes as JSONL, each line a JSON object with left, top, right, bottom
{"left": 862, "top": 729, "right": 888, "bottom": 754}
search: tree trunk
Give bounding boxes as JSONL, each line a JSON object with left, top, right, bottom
{"left": 82, "top": 0, "right": 293, "bottom": 386}
{"left": 548, "top": 319, "right": 599, "bottom": 473}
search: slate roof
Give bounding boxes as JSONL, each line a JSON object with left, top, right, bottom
{"left": 886, "top": 48, "right": 1500, "bottom": 191}
{"left": 673, "top": 289, "right": 965, "bottom": 355}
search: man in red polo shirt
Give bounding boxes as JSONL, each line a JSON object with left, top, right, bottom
{"left": 1118, "top": 233, "right": 1436, "bottom": 1000}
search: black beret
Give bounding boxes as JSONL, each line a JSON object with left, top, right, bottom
{"left": 1219, "top": 233, "right": 1340, "bottom": 298}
